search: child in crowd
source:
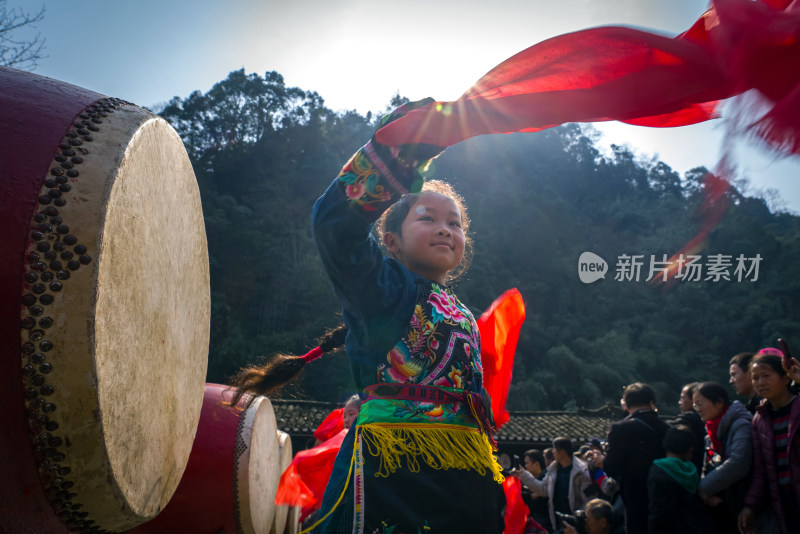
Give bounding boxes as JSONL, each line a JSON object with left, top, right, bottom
{"left": 230, "top": 99, "right": 504, "bottom": 533}
{"left": 647, "top": 425, "right": 719, "bottom": 534}
{"left": 738, "top": 349, "right": 800, "bottom": 534}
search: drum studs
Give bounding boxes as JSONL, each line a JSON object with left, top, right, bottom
{"left": 40, "top": 363, "right": 53, "bottom": 375}
{"left": 29, "top": 305, "right": 44, "bottom": 316}
{"left": 36, "top": 241, "right": 50, "bottom": 252}
{"left": 32, "top": 283, "right": 45, "bottom": 294}
{"left": 79, "top": 254, "right": 92, "bottom": 265}
{"left": 49, "top": 261, "right": 63, "bottom": 271}
{"left": 58, "top": 466, "right": 70, "bottom": 476}
{"left": 50, "top": 216, "right": 63, "bottom": 224}
{"left": 50, "top": 281, "right": 63, "bottom": 291}
{"left": 44, "top": 250, "right": 56, "bottom": 260}
{"left": 60, "top": 251, "right": 73, "bottom": 260}
{"left": 23, "top": 365, "right": 35, "bottom": 376}
{"left": 34, "top": 213, "right": 47, "bottom": 222}
{"left": 40, "top": 385, "right": 55, "bottom": 396}
{"left": 45, "top": 207, "right": 59, "bottom": 216}
{"left": 48, "top": 437, "right": 63, "bottom": 447}
{"left": 57, "top": 224, "right": 69, "bottom": 234}
{"left": 68, "top": 138, "right": 82, "bottom": 146}
{"left": 51, "top": 453, "right": 65, "bottom": 462}
{"left": 54, "top": 198, "right": 66, "bottom": 207}
{"left": 45, "top": 422, "right": 58, "bottom": 433}
{"left": 38, "top": 195, "right": 52, "bottom": 205}
{"left": 53, "top": 241, "right": 65, "bottom": 251}
{"left": 55, "top": 175, "right": 68, "bottom": 184}
{"left": 45, "top": 178, "right": 57, "bottom": 187}
{"left": 48, "top": 189, "right": 62, "bottom": 198}
{"left": 42, "top": 403, "right": 56, "bottom": 413}
{"left": 50, "top": 167, "right": 64, "bottom": 176}
{"left": 62, "top": 481, "right": 74, "bottom": 490}
{"left": 71, "top": 156, "right": 83, "bottom": 164}
{"left": 31, "top": 352, "right": 45, "bottom": 363}
{"left": 39, "top": 341, "right": 54, "bottom": 352}
{"left": 67, "top": 260, "right": 80, "bottom": 270}
{"left": 87, "top": 124, "right": 99, "bottom": 132}
{"left": 31, "top": 262, "right": 47, "bottom": 272}
{"left": 56, "top": 270, "right": 70, "bottom": 280}
{"left": 22, "top": 342, "right": 35, "bottom": 353}
{"left": 39, "top": 294, "right": 54, "bottom": 305}
{"left": 60, "top": 161, "right": 73, "bottom": 169}
{"left": 31, "top": 230, "right": 44, "bottom": 241}
{"left": 22, "top": 294, "right": 36, "bottom": 306}
{"left": 82, "top": 135, "right": 93, "bottom": 142}
{"left": 63, "top": 235, "right": 77, "bottom": 246}
{"left": 39, "top": 317, "right": 54, "bottom": 328}
{"left": 77, "top": 128, "right": 89, "bottom": 135}
{"left": 31, "top": 329, "right": 45, "bottom": 341}
{"left": 66, "top": 169, "right": 79, "bottom": 178}
{"left": 31, "top": 375, "right": 45, "bottom": 386}
{"left": 21, "top": 317, "right": 36, "bottom": 329}
{"left": 54, "top": 154, "right": 67, "bottom": 162}
{"left": 74, "top": 244, "right": 87, "bottom": 254}
{"left": 25, "top": 387, "right": 38, "bottom": 399}
{"left": 59, "top": 183, "right": 72, "bottom": 192}
{"left": 65, "top": 131, "right": 77, "bottom": 138}
{"left": 31, "top": 398, "right": 44, "bottom": 408}
{"left": 26, "top": 272, "right": 39, "bottom": 283}
{"left": 61, "top": 148, "right": 75, "bottom": 157}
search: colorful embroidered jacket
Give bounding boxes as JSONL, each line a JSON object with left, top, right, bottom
{"left": 309, "top": 140, "right": 503, "bottom": 533}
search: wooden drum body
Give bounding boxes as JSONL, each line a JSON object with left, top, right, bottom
{"left": 129, "top": 383, "right": 281, "bottom": 534}
{"left": 0, "top": 67, "right": 210, "bottom": 533}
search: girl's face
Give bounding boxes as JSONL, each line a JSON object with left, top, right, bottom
{"left": 751, "top": 362, "right": 791, "bottom": 404}
{"left": 343, "top": 400, "right": 360, "bottom": 429}
{"left": 383, "top": 192, "right": 465, "bottom": 284}
{"left": 692, "top": 392, "right": 725, "bottom": 422}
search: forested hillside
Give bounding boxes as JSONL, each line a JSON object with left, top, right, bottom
{"left": 158, "top": 69, "right": 800, "bottom": 411}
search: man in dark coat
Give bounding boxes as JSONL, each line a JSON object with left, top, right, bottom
{"left": 603, "top": 382, "right": 670, "bottom": 534}
{"left": 668, "top": 382, "right": 706, "bottom": 472}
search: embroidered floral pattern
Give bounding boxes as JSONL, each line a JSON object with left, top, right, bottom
{"left": 381, "top": 282, "right": 480, "bottom": 391}
{"left": 337, "top": 149, "right": 398, "bottom": 213}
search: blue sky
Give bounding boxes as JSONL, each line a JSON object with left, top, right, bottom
{"left": 15, "top": 0, "right": 800, "bottom": 211}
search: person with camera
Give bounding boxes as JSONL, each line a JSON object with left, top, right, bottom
{"left": 560, "top": 498, "right": 624, "bottom": 534}
{"left": 512, "top": 437, "right": 592, "bottom": 533}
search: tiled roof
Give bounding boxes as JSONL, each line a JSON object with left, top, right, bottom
{"left": 271, "top": 399, "right": 617, "bottom": 444}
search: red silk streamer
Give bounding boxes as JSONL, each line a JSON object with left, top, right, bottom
{"left": 275, "top": 428, "right": 348, "bottom": 513}
{"left": 376, "top": 0, "right": 800, "bottom": 156}
{"left": 503, "top": 476, "right": 530, "bottom": 534}
{"left": 313, "top": 407, "right": 344, "bottom": 443}
{"left": 477, "top": 288, "right": 526, "bottom": 430}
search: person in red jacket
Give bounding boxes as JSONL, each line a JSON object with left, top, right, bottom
{"left": 738, "top": 350, "right": 800, "bottom": 534}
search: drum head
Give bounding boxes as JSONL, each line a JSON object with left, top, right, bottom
{"left": 272, "top": 431, "right": 294, "bottom": 534}
{"left": 236, "top": 396, "right": 280, "bottom": 534}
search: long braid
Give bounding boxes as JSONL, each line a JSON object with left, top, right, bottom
{"left": 227, "top": 324, "right": 348, "bottom": 407}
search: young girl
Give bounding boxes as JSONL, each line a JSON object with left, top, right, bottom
{"left": 231, "top": 99, "right": 504, "bottom": 533}
{"left": 738, "top": 350, "right": 800, "bottom": 534}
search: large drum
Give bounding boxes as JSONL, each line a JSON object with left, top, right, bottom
{"left": 0, "top": 67, "right": 210, "bottom": 533}
{"left": 128, "top": 383, "right": 281, "bottom": 534}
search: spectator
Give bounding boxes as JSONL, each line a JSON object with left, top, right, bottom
{"left": 520, "top": 449, "right": 553, "bottom": 533}
{"left": 544, "top": 447, "right": 556, "bottom": 468}
{"left": 514, "top": 437, "right": 592, "bottom": 533}
{"left": 562, "top": 498, "right": 624, "bottom": 534}
{"left": 669, "top": 382, "right": 706, "bottom": 472}
{"left": 739, "top": 350, "right": 800, "bottom": 534}
{"left": 730, "top": 352, "right": 761, "bottom": 414}
{"left": 603, "top": 382, "right": 670, "bottom": 534}
{"left": 693, "top": 381, "right": 752, "bottom": 533}
{"left": 648, "top": 425, "right": 719, "bottom": 534}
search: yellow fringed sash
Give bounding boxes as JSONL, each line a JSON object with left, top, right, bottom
{"left": 358, "top": 422, "right": 505, "bottom": 483}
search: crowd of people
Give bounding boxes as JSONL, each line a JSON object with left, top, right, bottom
{"left": 508, "top": 350, "right": 800, "bottom": 534}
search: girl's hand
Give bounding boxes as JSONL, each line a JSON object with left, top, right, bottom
{"left": 737, "top": 507, "right": 756, "bottom": 534}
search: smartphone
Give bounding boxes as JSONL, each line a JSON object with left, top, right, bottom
{"left": 778, "top": 338, "right": 792, "bottom": 369}
{"left": 513, "top": 454, "right": 521, "bottom": 469}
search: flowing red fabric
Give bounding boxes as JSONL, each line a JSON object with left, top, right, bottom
{"left": 477, "top": 288, "right": 526, "bottom": 430}
{"left": 275, "top": 428, "right": 348, "bottom": 512}
{"left": 503, "top": 476, "right": 530, "bottom": 534}
{"left": 313, "top": 407, "right": 344, "bottom": 442}
{"left": 376, "top": 0, "right": 800, "bottom": 156}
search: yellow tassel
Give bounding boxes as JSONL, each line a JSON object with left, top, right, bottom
{"left": 358, "top": 423, "right": 504, "bottom": 484}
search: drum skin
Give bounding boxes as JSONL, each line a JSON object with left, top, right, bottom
{"left": 272, "top": 431, "right": 293, "bottom": 534}
{"left": 0, "top": 67, "right": 210, "bottom": 533}
{"left": 128, "top": 383, "right": 280, "bottom": 534}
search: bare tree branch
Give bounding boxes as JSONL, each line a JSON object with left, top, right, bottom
{"left": 0, "top": 1, "right": 46, "bottom": 69}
